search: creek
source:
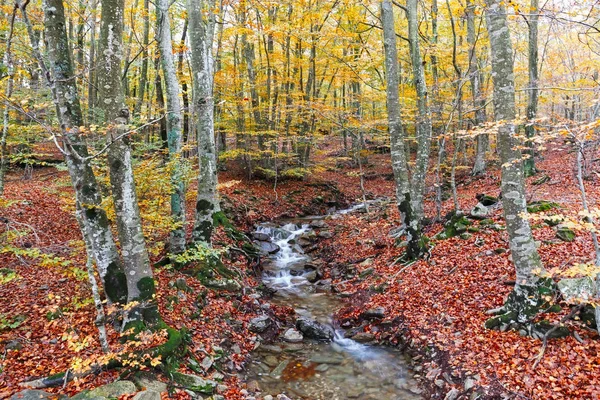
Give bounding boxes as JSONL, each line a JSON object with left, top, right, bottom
{"left": 244, "top": 208, "right": 422, "bottom": 400}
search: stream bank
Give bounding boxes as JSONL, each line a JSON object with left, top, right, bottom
{"left": 242, "top": 206, "right": 422, "bottom": 400}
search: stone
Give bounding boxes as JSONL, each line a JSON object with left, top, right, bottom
{"left": 201, "top": 356, "right": 213, "bottom": 370}
{"left": 133, "top": 374, "right": 168, "bottom": 393}
{"left": 309, "top": 220, "right": 328, "bottom": 229}
{"left": 11, "top": 390, "right": 67, "bottom": 400}
{"left": 263, "top": 396, "right": 274, "bottom": 400}
{"left": 460, "top": 233, "right": 472, "bottom": 240}
{"left": 318, "top": 231, "right": 334, "bottom": 239}
{"left": 255, "top": 241, "right": 281, "bottom": 255}
{"left": 363, "top": 307, "right": 386, "bottom": 319}
{"left": 282, "top": 328, "right": 303, "bottom": 343}
{"left": 556, "top": 226, "right": 576, "bottom": 242}
{"left": 351, "top": 332, "right": 375, "bottom": 343}
{"left": 249, "top": 315, "right": 272, "bottom": 333}
{"left": 558, "top": 277, "right": 595, "bottom": 304}
{"left": 75, "top": 381, "right": 136, "bottom": 399}
{"left": 171, "top": 372, "right": 217, "bottom": 394}
{"left": 476, "top": 194, "right": 499, "bottom": 206}
{"left": 527, "top": 200, "right": 559, "bottom": 213}
{"left": 132, "top": 392, "right": 160, "bottom": 400}
{"left": 464, "top": 377, "right": 477, "bottom": 391}
{"left": 444, "top": 388, "right": 460, "bottom": 400}
{"left": 304, "top": 270, "right": 319, "bottom": 283}
{"left": 251, "top": 232, "right": 271, "bottom": 241}
{"left": 276, "top": 395, "right": 291, "bottom": 400}
{"left": 205, "top": 279, "right": 242, "bottom": 292}
{"left": 5, "top": 339, "right": 22, "bottom": 350}
{"left": 470, "top": 203, "right": 490, "bottom": 220}
{"left": 270, "top": 360, "right": 290, "bottom": 378}
{"left": 295, "top": 317, "right": 333, "bottom": 341}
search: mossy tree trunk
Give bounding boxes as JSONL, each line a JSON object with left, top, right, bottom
{"left": 485, "top": 0, "right": 547, "bottom": 326}
{"left": 407, "top": 0, "right": 433, "bottom": 223}
{"left": 381, "top": 0, "right": 426, "bottom": 260}
{"left": 97, "top": 0, "right": 159, "bottom": 327}
{"left": 40, "top": 0, "right": 128, "bottom": 304}
{"left": 157, "top": 0, "right": 186, "bottom": 254}
{"left": 188, "top": 0, "right": 221, "bottom": 245}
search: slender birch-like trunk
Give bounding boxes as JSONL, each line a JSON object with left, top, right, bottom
{"left": 133, "top": 0, "right": 150, "bottom": 118}
{"left": 97, "top": 0, "right": 159, "bottom": 327}
{"left": 407, "top": 0, "right": 433, "bottom": 222}
{"left": 524, "top": 0, "right": 539, "bottom": 177}
{"left": 188, "top": 0, "right": 221, "bottom": 244}
{"left": 37, "top": 0, "right": 128, "bottom": 304}
{"left": 157, "top": 0, "right": 186, "bottom": 254}
{"left": 468, "top": 0, "right": 488, "bottom": 176}
{"left": 0, "top": 4, "right": 17, "bottom": 196}
{"left": 381, "top": 0, "right": 425, "bottom": 260}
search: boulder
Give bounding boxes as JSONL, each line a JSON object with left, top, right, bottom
{"left": 527, "top": 200, "right": 558, "bottom": 213}
{"left": 558, "top": 277, "right": 595, "bottom": 304}
{"left": 171, "top": 372, "right": 217, "bottom": 395}
{"left": 476, "top": 194, "right": 499, "bottom": 206}
{"left": 132, "top": 392, "right": 161, "bottom": 400}
{"left": 363, "top": 306, "right": 386, "bottom": 319}
{"left": 351, "top": 332, "right": 375, "bottom": 343}
{"left": 470, "top": 203, "right": 490, "bottom": 220}
{"left": 11, "top": 390, "right": 67, "bottom": 400}
{"left": 556, "top": 226, "right": 576, "bottom": 242}
{"left": 304, "top": 270, "right": 319, "bottom": 283}
{"left": 249, "top": 315, "right": 272, "bottom": 333}
{"left": 72, "top": 381, "right": 136, "bottom": 399}
{"left": 318, "top": 231, "right": 334, "bottom": 239}
{"left": 255, "top": 241, "right": 281, "bottom": 255}
{"left": 282, "top": 328, "right": 303, "bottom": 343}
{"left": 251, "top": 232, "right": 271, "bottom": 241}
{"left": 132, "top": 374, "right": 167, "bottom": 393}
{"left": 309, "top": 220, "right": 328, "bottom": 229}
{"left": 204, "top": 279, "right": 241, "bottom": 292}
{"left": 295, "top": 317, "right": 333, "bottom": 341}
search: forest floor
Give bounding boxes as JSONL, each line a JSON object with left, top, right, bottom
{"left": 1, "top": 139, "right": 600, "bottom": 400}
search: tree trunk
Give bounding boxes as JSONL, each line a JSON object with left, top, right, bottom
{"left": 381, "top": 0, "right": 425, "bottom": 260}
{"left": 38, "top": 0, "right": 128, "bottom": 304}
{"left": 468, "top": 0, "right": 488, "bottom": 176}
{"left": 407, "top": 0, "right": 433, "bottom": 222}
{"left": 485, "top": 0, "right": 546, "bottom": 324}
{"left": 98, "top": 0, "right": 159, "bottom": 328}
{"left": 524, "top": 0, "right": 539, "bottom": 177}
{"left": 187, "top": 0, "right": 221, "bottom": 244}
{"left": 157, "top": 0, "right": 186, "bottom": 254}
{"left": 0, "top": 5, "right": 17, "bottom": 196}
{"left": 133, "top": 0, "right": 150, "bottom": 118}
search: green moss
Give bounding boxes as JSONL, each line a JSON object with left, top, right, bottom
{"left": 104, "top": 261, "right": 128, "bottom": 304}
{"left": 136, "top": 277, "right": 156, "bottom": 302}
{"left": 556, "top": 227, "right": 576, "bottom": 242}
{"left": 527, "top": 200, "right": 559, "bottom": 213}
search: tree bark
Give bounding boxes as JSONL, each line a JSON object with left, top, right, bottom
{"left": 468, "top": 0, "right": 488, "bottom": 176}
{"left": 97, "top": 0, "right": 159, "bottom": 327}
{"left": 187, "top": 0, "right": 221, "bottom": 244}
{"left": 485, "top": 0, "right": 544, "bottom": 297}
{"left": 381, "top": 0, "right": 425, "bottom": 260}
{"left": 157, "top": 0, "right": 186, "bottom": 254}
{"left": 133, "top": 0, "right": 150, "bottom": 118}
{"left": 523, "top": 0, "right": 539, "bottom": 177}
{"left": 0, "top": 4, "right": 17, "bottom": 196}
{"left": 407, "top": 0, "right": 433, "bottom": 222}
{"left": 38, "top": 0, "right": 128, "bottom": 304}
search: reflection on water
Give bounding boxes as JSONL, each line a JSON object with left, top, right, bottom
{"left": 245, "top": 221, "right": 422, "bottom": 400}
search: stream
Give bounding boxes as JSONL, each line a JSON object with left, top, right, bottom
{"left": 244, "top": 210, "right": 422, "bottom": 400}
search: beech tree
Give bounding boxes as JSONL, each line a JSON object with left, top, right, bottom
{"left": 484, "top": 0, "right": 549, "bottom": 328}
{"left": 188, "top": 0, "right": 221, "bottom": 244}
{"left": 97, "top": 0, "right": 159, "bottom": 327}
{"left": 381, "top": 0, "right": 426, "bottom": 260}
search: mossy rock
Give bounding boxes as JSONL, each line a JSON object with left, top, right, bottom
{"left": 460, "top": 233, "right": 472, "bottom": 240}
{"left": 439, "top": 212, "right": 472, "bottom": 239}
{"left": 543, "top": 216, "right": 563, "bottom": 227}
{"left": 476, "top": 194, "right": 499, "bottom": 206}
{"left": 479, "top": 219, "right": 494, "bottom": 226}
{"left": 556, "top": 226, "right": 576, "bottom": 242}
{"left": 527, "top": 200, "right": 559, "bottom": 213}
{"left": 171, "top": 372, "right": 217, "bottom": 394}
{"left": 74, "top": 381, "right": 136, "bottom": 399}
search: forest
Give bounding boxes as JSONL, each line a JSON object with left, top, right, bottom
{"left": 1, "top": 0, "right": 599, "bottom": 399}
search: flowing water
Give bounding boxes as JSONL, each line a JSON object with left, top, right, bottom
{"left": 245, "top": 218, "right": 421, "bottom": 400}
